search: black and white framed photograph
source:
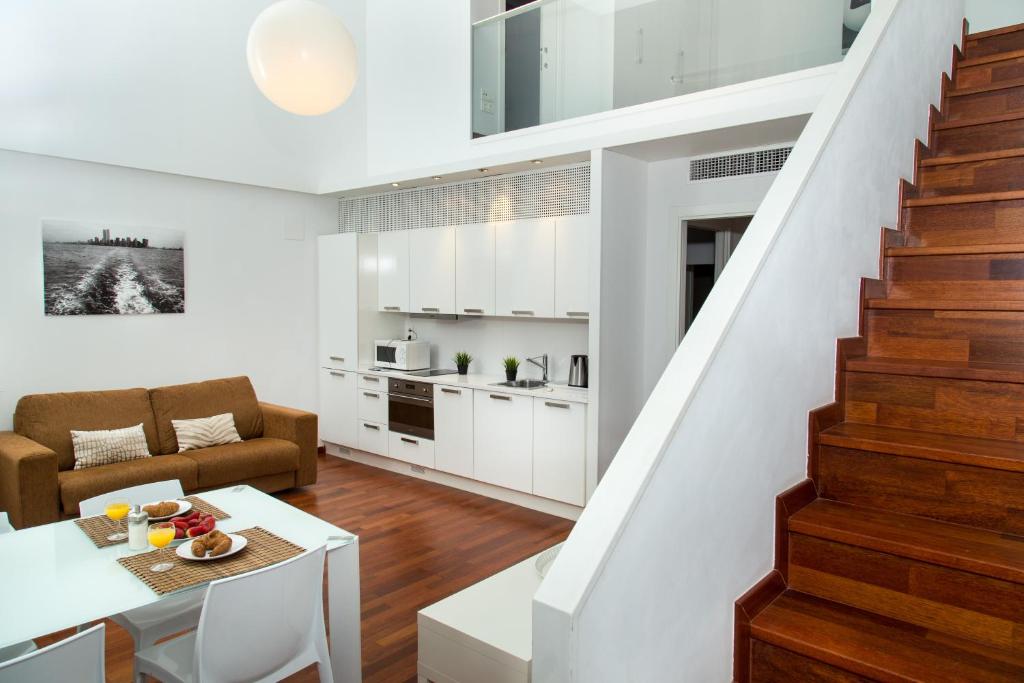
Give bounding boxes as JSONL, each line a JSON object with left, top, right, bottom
{"left": 42, "top": 220, "right": 186, "bottom": 316}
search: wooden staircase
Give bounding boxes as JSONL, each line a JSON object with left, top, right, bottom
{"left": 734, "top": 21, "right": 1024, "bottom": 683}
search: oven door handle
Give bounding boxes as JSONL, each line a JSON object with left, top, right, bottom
{"left": 389, "top": 393, "right": 433, "bottom": 406}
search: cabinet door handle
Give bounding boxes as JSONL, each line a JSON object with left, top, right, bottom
{"left": 421, "top": 307, "right": 439, "bottom": 312}
{"left": 363, "top": 392, "right": 379, "bottom": 398}
{"left": 329, "top": 371, "right": 346, "bottom": 377}
{"left": 362, "top": 376, "right": 380, "bottom": 383}
{"left": 383, "top": 306, "right": 400, "bottom": 311}
{"left": 401, "top": 437, "right": 418, "bottom": 445}
{"left": 489, "top": 394, "right": 511, "bottom": 401}
{"left": 363, "top": 423, "right": 379, "bottom": 430}
{"left": 441, "top": 388, "right": 461, "bottom": 395}
{"left": 545, "top": 401, "right": 571, "bottom": 409}
{"left": 511, "top": 310, "right": 534, "bottom": 316}
{"left": 463, "top": 308, "right": 484, "bottom": 314}
{"left": 329, "top": 355, "right": 346, "bottom": 361}
{"left": 566, "top": 311, "right": 589, "bottom": 318}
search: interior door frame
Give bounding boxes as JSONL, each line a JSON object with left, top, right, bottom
{"left": 672, "top": 202, "right": 759, "bottom": 346}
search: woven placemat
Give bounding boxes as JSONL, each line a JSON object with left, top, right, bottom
{"left": 74, "top": 495, "right": 232, "bottom": 549}
{"left": 117, "top": 527, "right": 305, "bottom": 595}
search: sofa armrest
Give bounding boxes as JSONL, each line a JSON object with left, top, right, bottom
{"left": 0, "top": 431, "right": 60, "bottom": 529}
{"left": 259, "top": 402, "right": 318, "bottom": 487}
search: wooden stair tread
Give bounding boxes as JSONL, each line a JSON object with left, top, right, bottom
{"left": 919, "top": 147, "right": 1024, "bottom": 167}
{"left": 968, "top": 22, "right": 1024, "bottom": 42}
{"left": 932, "top": 109, "right": 1024, "bottom": 131}
{"left": 867, "top": 298, "right": 1024, "bottom": 311}
{"left": 903, "top": 190, "right": 1024, "bottom": 208}
{"left": 751, "top": 591, "right": 1024, "bottom": 682}
{"left": 819, "top": 422, "right": 1024, "bottom": 473}
{"left": 958, "top": 48, "right": 1024, "bottom": 69}
{"left": 949, "top": 76, "right": 1024, "bottom": 98}
{"left": 886, "top": 243, "right": 1024, "bottom": 257}
{"left": 846, "top": 355, "right": 1024, "bottom": 383}
{"left": 789, "top": 499, "right": 1024, "bottom": 584}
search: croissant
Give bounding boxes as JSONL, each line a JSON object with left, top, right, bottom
{"left": 209, "top": 536, "right": 233, "bottom": 557}
{"left": 191, "top": 538, "right": 208, "bottom": 557}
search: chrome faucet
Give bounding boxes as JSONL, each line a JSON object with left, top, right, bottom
{"left": 526, "top": 354, "right": 549, "bottom": 382}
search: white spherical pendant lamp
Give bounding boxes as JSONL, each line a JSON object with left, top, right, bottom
{"left": 247, "top": 0, "right": 358, "bottom": 116}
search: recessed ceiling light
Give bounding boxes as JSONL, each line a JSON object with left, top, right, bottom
{"left": 479, "top": 168, "right": 489, "bottom": 173}
{"left": 432, "top": 176, "right": 442, "bottom": 181}
{"left": 391, "top": 182, "right": 400, "bottom": 188}
{"left": 531, "top": 159, "right": 543, "bottom": 164}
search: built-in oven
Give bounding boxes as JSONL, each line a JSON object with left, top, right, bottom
{"left": 388, "top": 378, "right": 434, "bottom": 440}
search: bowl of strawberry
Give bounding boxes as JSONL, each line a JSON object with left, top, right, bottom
{"left": 168, "top": 510, "right": 216, "bottom": 545}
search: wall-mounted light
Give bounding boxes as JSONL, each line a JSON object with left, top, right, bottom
{"left": 247, "top": 0, "right": 358, "bottom": 116}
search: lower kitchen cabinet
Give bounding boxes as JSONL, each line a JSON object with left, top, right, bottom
{"left": 433, "top": 385, "right": 474, "bottom": 478}
{"left": 319, "top": 368, "right": 358, "bottom": 448}
{"left": 533, "top": 398, "right": 586, "bottom": 506}
{"left": 473, "top": 390, "right": 533, "bottom": 494}
{"left": 358, "top": 388, "right": 388, "bottom": 424}
{"left": 358, "top": 420, "right": 388, "bottom": 455}
{"left": 389, "top": 431, "right": 436, "bottom": 469}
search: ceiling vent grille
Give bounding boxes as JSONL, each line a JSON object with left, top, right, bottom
{"left": 689, "top": 146, "right": 793, "bottom": 182}
{"left": 338, "top": 163, "right": 590, "bottom": 233}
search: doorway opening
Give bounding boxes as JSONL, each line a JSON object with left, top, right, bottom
{"left": 677, "top": 215, "right": 751, "bottom": 344}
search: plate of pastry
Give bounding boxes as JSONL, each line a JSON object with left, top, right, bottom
{"left": 142, "top": 499, "right": 192, "bottom": 521}
{"left": 176, "top": 530, "right": 247, "bottom": 561}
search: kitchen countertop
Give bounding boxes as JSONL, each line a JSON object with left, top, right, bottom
{"left": 358, "top": 366, "right": 589, "bottom": 404}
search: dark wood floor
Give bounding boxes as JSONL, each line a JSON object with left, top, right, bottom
{"left": 36, "top": 455, "right": 574, "bottom": 682}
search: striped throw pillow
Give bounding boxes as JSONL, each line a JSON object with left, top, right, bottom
{"left": 172, "top": 413, "right": 242, "bottom": 452}
{"left": 71, "top": 423, "right": 151, "bottom": 470}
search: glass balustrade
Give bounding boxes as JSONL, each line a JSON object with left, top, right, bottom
{"left": 472, "top": 0, "right": 872, "bottom": 137}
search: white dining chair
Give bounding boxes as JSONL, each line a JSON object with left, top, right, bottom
{"left": 0, "top": 512, "right": 38, "bottom": 664}
{"left": 136, "top": 545, "right": 333, "bottom": 683}
{"left": 79, "top": 480, "right": 205, "bottom": 683}
{"left": 0, "top": 622, "right": 104, "bottom": 683}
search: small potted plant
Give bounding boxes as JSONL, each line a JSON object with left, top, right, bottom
{"left": 503, "top": 356, "right": 520, "bottom": 382}
{"left": 454, "top": 351, "right": 472, "bottom": 375}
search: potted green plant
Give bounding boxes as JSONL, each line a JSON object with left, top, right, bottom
{"left": 454, "top": 351, "right": 472, "bottom": 375}
{"left": 503, "top": 356, "right": 520, "bottom": 382}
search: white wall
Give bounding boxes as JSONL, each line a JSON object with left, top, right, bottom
{"left": 0, "top": 0, "right": 367, "bottom": 194}
{"left": 966, "top": 0, "right": 1024, "bottom": 32}
{"left": 0, "top": 149, "right": 337, "bottom": 430}
{"left": 533, "top": 0, "right": 965, "bottom": 679}
{"left": 399, "top": 316, "right": 589, "bottom": 381}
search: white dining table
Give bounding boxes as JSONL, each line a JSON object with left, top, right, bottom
{"left": 0, "top": 485, "right": 362, "bottom": 683}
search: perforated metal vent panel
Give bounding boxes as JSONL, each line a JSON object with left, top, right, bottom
{"left": 689, "top": 146, "right": 793, "bottom": 182}
{"left": 338, "top": 163, "right": 590, "bottom": 233}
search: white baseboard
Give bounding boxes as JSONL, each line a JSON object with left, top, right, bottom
{"left": 325, "top": 444, "right": 582, "bottom": 521}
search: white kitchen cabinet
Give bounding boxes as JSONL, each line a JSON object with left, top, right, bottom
{"left": 358, "top": 420, "right": 388, "bottom": 456}
{"left": 433, "top": 385, "right": 474, "bottom": 478}
{"left": 455, "top": 223, "right": 495, "bottom": 316}
{"left": 358, "top": 373, "right": 387, "bottom": 391}
{"left": 554, "top": 215, "right": 591, "bottom": 320}
{"left": 319, "top": 368, "right": 358, "bottom": 448}
{"left": 409, "top": 227, "right": 456, "bottom": 314}
{"left": 358, "top": 389, "right": 388, "bottom": 424}
{"left": 317, "top": 234, "right": 358, "bottom": 369}
{"left": 532, "top": 398, "right": 586, "bottom": 506}
{"left": 473, "top": 390, "right": 533, "bottom": 493}
{"left": 494, "top": 219, "right": 555, "bottom": 318}
{"left": 378, "top": 231, "right": 410, "bottom": 312}
{"left": 388, "top": 432, "right": 436, "bottom": 469}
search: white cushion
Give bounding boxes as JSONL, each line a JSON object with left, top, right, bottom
{"left": 71, "top": 423, "right": 151, "bottom": 470}
{"left": 172, "top": 413, "right": 241, "bottom": 452}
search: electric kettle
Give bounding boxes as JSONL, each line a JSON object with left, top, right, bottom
{"left": 568, "top": 354, "right": 588, "bottom": 388}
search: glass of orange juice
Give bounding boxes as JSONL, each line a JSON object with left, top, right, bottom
{"left": 148, "top": 522, "right": 177, "bottom": 573}
{"left": 104, "top": 498, "right": 131, "bottom": 541}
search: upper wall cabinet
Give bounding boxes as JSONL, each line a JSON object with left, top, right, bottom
{"left": 317, "top": 234, "right": 358, "bottom": 370}
{"left": 455, "top": 223, "right": 496, "bottom": 316}
{"left": 554, "top": 215, "right": 591, "bottom": 319}
{"left": 409, "top": 227, "right": 456, "bottom": 314}
{"left": 494, "top": 219, "right": 555, "bottom": 318}
{"left": 378, "top": 231, "right": 410, "bottom": 313}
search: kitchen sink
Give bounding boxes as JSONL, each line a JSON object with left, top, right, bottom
{"left": 491, "top": 379, "right": 548, "bottom": 389}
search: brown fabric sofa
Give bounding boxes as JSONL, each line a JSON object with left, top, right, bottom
{"left": 0, "top": 376, "right": 318, "bottom": 529}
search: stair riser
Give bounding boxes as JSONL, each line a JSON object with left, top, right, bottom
{"left": 789, "top": 534, "right": 1024, "bottom": 652}
{"left": 946, "top": 84, "right": 1024, "bottom": 122}
{"left": 886, "top": 279, "right": 1024, "bottom": 301}
{"left": 903, "top": 198, "right": 1024, "bottom": 247}
{"left": 750, "top": 640, "right": 870, "bottom": 683}
{"left": 844, "top": 371, "right": 1024, "bottom": 442}
{"left": 917, "top": 155, "right": 1024, "bottom": 196}
{"left": 933, "top": 117, "right": 1024, "bottom": 156}
{"left": 957, "top": 55, "right": 1024, "bottom": 91}
{"left": 818, "top": 445, "right": 1024, "bottom": 535}
{"left": 866, "top": 309, "right": 1024, "bottom": 364}
{"left": 966, "top": 31, "right": 1024, "bottom": 60}
{"left": 886, "top": 253, "right": 1024, "bottom": 283}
